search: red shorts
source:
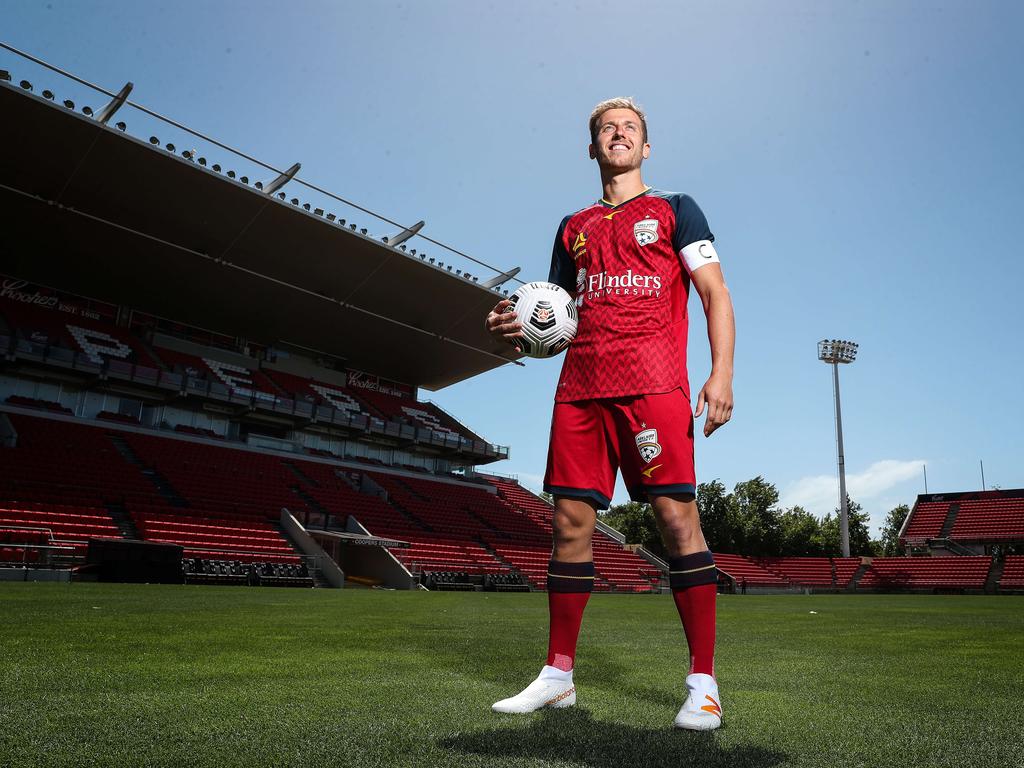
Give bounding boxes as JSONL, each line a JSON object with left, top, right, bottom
{"left": 543, "top": 388, "right": 696, "bottom": 509}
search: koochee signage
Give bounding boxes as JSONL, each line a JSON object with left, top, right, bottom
{"left": 347, "top": 370, "right": 413, "bottom": 398}
{"left": 0, "top": 274, "right": 116, "bottom": 322}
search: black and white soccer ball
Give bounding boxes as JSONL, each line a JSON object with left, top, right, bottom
{"left": 508, "top": 281, "right": 578, "bottom": 359}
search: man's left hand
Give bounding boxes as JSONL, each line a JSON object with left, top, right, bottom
{"left": 694, "top": 372, "right": 733, "bottom": 437}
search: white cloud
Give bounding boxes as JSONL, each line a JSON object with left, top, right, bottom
{"left": 781, "top": 459, "right": 926, "bottom": 532}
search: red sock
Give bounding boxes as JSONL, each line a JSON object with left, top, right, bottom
{"left": 672, "top": 582, "right": 717, "bottom": 675}
{"left": 546, "top": 591, "right": 590, "bottom": 671}
{"left": 545, "top": 559, "right": 594, "bottom": 671}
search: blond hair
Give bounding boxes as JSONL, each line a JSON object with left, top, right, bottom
{"left": 588, "top": 97, "right": 647, "bottom": 144}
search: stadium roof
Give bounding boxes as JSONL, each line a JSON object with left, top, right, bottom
{"left": 0, "top": 77, "right": 523, "bottom": 390}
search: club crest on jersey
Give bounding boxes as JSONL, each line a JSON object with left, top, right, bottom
{"left": 634, "top": 218, "right": 659, "bottom": 247}
{"left": 635, "top": 428, "right": 662, "bottom": 464}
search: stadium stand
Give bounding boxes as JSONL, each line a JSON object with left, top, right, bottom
{"left": 757, "top": 557, "right": 835, "bottom": 586}
{"left": 901, "top": 489, "right": 1024, "bottom": 548}
{"left": 1, "top": 298, "right": 161, "bottom": 369}
{"left": 2, "top": 413, "right": 157, "bottom": 508}
{"left": 711, "top": 553, "right": 788, "bottom": 587}
{"left": 5, "top": 407, "right": 1019, "bottom": 594}
{"left": 900, "top": 499, "right": 950, "bottom": 541}
{"left": 0, "top": 525, "right": 75, "bottom": 565}
{"left": 999, "top": 556, "right": 1024, "bottom": 589}
{"left": 856, "top": 556, "right": 991, "bottom": 590}
{"left": 132, "top": 510, "right": 300, "bottom": 564}
{"left": 0, "top": 413, "right": 305, "bottom": 568}
{"left": 352, "top": 386, "right": 480, "bottom": 443}
{"left": 950, "top": 497, "right": 1024, "bottom": 542}
{"left": 153, "top": 347, "right": 281, "bottom": 402}
{"left": 262, "top": 368, "right": 371, "bottom": 419}
{"left": 833, "top": 557, "right": 863, "bottom": 588}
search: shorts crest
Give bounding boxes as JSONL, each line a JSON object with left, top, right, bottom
{"left": 635, "top": 427, "right": 662, "bottom": 463}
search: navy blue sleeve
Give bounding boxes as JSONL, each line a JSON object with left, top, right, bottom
{"left": 547, "top": 215, "right": 576, "bottom": 293}
{"left": 670, "top": 194, "right": 714, "bottom": 253}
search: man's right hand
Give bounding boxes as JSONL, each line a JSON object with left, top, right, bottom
{"left": 485, "top": 299, "right": 523, "bottom": 350}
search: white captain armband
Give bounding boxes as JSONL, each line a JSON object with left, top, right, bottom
{"left": 679, "top": 240, "right": 720, "bottom": 275}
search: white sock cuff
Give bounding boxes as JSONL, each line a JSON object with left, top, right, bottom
{"left": 539, "top": 664, "right": 573, "bottom": 681}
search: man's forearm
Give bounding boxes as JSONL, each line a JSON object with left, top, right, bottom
{"left": 705, "top": 286, "right": 735, "bottom": 376}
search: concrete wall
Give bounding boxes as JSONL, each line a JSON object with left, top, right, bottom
{"left": 342, "top": 516, "right": 417, "bottom": 590}
{"left": 280, "top": 509, "right": 345, "bottom": 588}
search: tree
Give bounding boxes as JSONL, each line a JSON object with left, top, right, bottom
{"left": 600, "top": 501, "right": 664, "bottom": 557}
{"left": 778, "top": 506, "right": 825, "bottom": 556}
{"left": 820, "top": 497, "right": 875, "bottom": 556}
{"left": 879, "top": 504, "right": 910, "bottom": 556}
{"left": 730, "top": 476, "right": 782, "bottom": 555}
{"left": 696, "top": 480, "right": 734, "bottom": 552}
{"left": 539, "top": 491, "right": 554, "bottom": 505}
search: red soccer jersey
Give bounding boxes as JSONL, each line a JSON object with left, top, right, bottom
{"left": 548, "top": 189, "right": 714, "bottom": 403}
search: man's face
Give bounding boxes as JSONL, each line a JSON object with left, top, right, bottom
{"left": 589, "top": 108, "right": 650, "bottom": 171}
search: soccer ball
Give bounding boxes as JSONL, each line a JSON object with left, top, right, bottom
{"left": 508, "top": 281, "right": 578, "bottom": 358}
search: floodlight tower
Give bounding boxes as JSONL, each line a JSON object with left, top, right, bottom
{"left": 817, "top": 339, "right": 859, "bottom": 557}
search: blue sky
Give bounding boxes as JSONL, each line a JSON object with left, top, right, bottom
{"left": 3, "top": 1, "right": 1022, "bottom": 535}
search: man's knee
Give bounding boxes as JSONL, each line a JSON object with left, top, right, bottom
{"left": 652, "top": 495, "right": 706, "bottom": 554}
{"left": 552, "top": 497, "right": 596, "bottom": 558}
{"left": 553, "top": 513, "right": 592, "bottom": 544}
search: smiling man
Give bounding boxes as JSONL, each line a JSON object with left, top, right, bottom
{"left": 485, "top": 97, "right": 735, "bottom": 730}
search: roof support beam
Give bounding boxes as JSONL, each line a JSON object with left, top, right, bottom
{"left": 264, "top": 162, "right": 301, "bottom": 196}
{"left": 481, "top": 267, "right": 521, "bottom": 289}
{"left": 384, "top": 220, "right": 424, "bottom": 247}
{"left": 94, "top": 82, "right": 133, "bottom": 125}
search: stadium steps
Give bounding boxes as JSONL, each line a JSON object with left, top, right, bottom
{"left": 985, "top": 557, "right": 1005, "bottom": 594}
{"left": 384, "top": 494, "right": 433, "bottom": 532}
{"left": 105, "top": 501, "right": 139, "bottom": 540}
{"left": 141, "top": 469, "right": 190, "bottom": 508}
{"left": 474, "top": 536, "right": 529, "bottom": 586}
{"left": 283, "top": 461, "right": 319, "bottom": 487}
{"left": 109, "top": 433, "right": 146, "bottom": 467}
{"left": 391, "top": 477, "right": 429, "bottom": 502}
{"left": 927, "top": 537, "right": 976, "bottom": 556}
{"left": 109, "top": 434, "right": 189, "bottom": 507}
{"left": 337, "top": 471, "right": 361, "bottom": 491}
{"left": 292, "top": 487, "right": 330, "bottom": 518}
{"left": 939, "top": 503, "right": 960, "bottom": 538}
{"left": 464, "top": 506, "right": 501, "bottom": 533}
{"left": 846, "top": 563, "right": 871, "bottom": 591}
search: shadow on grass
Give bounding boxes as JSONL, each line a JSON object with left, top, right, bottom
{"left": 440, "top": 708, "right": 787, "bottom": 768}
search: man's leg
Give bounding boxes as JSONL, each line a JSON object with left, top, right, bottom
{"left": 492, "top": 497, "right": 596, "bottom": 713}
{"left": 494, "top": 396, "right": 613, "bottom": 714}
{"left": 652, "top": 494, "right": 721, "bottom": 730}
{"left": 546, "top": 497, "right": 597, "bottom": 671}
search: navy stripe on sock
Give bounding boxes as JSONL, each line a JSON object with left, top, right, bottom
{"left": 547, "top": 559, "right": 595, "bottom": 593}
{"left": 668, "top": 550, "right": 717, "bottom": 589}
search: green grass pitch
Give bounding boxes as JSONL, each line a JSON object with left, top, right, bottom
{"left": 1, "top": 584, "right": 1022, "bottom": 767}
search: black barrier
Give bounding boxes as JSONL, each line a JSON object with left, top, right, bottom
{"left": 86, "top": 539, "right": 184, "bottom": 584}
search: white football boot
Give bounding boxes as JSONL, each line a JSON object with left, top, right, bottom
{"left": 673, "top": 673, "right": 722, "bottom": 730}
{"left": 491, "top": 666, "right": 576, "bottom": 713}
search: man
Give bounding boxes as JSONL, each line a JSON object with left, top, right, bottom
{"left": 485, "top": 97, "right": 735, "bottom": 730}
